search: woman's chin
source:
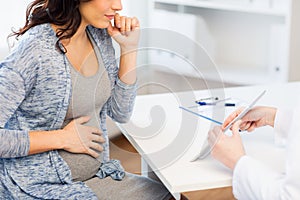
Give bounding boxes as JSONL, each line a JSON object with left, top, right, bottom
{"left": 91, "top": 21, "right": 110, "bottom": 29}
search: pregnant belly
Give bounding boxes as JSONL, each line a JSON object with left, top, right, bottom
{"left": 58, "top": 150, "right": 102, "bottom": 182}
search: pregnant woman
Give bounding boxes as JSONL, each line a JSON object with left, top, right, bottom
{"left": 0, "top": 0, "right": 171, "bottom": 199}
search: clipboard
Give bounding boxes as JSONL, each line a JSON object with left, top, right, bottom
{"left": 190, "top": 90, "right": 266, "bottom": 161}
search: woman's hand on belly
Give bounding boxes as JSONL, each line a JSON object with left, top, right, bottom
{"left": 60, "top": 116, "right": 105, "bottom": 158}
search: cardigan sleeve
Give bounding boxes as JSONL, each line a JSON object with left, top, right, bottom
{"left": 107, "top": 77, "right": 137, "bottom": 123}
{"left": 0, "top": 64, "right": 30, "bottom": 158}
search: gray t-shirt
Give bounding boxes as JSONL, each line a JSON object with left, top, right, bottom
{"left": 59, "top": 30, "right": 111, "bottom": 182}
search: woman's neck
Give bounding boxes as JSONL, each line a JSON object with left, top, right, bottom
{"left": 51, "top": 22, "right": 88, "bottom": 46}
{"left": 69, "top": 23, "right": 88, "bottom": 44}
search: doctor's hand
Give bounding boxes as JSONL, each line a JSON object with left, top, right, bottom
{"left": 222, "top": 106, "right": 277, "bottom": 132}
{"left": 208, "top": 121, "right": 246, "bottom": 170}
{"left": 61, "top": 116, "right": 105, "bottom": 158}
{"left": 107, "top": 13, "right": 140, "bottom": 52}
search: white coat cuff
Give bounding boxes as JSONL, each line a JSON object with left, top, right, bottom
{"left": 273, "top": 108, "right": 293, "bottom": 146}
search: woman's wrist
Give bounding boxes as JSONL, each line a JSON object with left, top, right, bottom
{"left": 118, "top": 49, "right": 137, "bottom": 85}
{"left": 120, "top": 45, "right": 138, "bottom": 54}
{"left": 53, "top": 130, "right": 66, "bottom": 150}
{"left": 28, "top": 130, "right": 65, "bottom": 155}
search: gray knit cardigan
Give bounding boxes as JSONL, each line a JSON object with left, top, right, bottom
{"left": 0, "top": 23, "right": 136, "bottom": 199}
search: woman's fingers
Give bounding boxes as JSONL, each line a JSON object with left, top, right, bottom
{"left": 89, "top": 127, "right": 102, "bottom": 136}
{"left": 109, "top": 14, "right": 140, "bottom": 51}
{"left": 125, "top": 17, "right": 132, "bottom": 34}
{"left": 89, "top": 133, "right": 105, "bottom": 143}
{"left": 89, "top": 141, "right": 104, "bottom": 152}
{"left": 120, "top": 16, "right": 126, "bottom": 34}
{"left": 112, "top": 14, "right": 139, "bottom": 35}
{"left": 114, "top": 13, "right": 121, "bottom": 28}
{"left": 131, "top": 17, "right": 140, "bottom": 31}
{"left": 87, "top": 148, "right": 100, "bottom": 158}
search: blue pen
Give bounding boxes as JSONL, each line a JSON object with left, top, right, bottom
{"left": 195, "top": 97, "right": 219, "bottom": 102}
{"left": 224, "top": 103, "right": 235, "bottom": 106}
{"left": 196, "top": 97, "right": 235, "bottom": 106}
{"left": 179, "top": 106, "right": 223, "bottom": 125}
{"left": 197, "top": 102, "right": 235, "bottom": 106}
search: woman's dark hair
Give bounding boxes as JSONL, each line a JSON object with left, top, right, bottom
{"left": 13, "top": 0, "right": 90, "bottom": 53}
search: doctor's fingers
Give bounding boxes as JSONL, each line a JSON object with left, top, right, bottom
{"left": 208, "top": 126, "right": 223, "bottom": 146}
{"left": 238, "top": 120, "right": 258, "bottom": 132}
{"left": 232, "top": 120, "right": 243, "bottom": 135}
{"left": 222, "top": 107, "right": 244, "bottom": 129}
{"left": 239, "top": 121, "right": 252, "bottom": 131}
{"left": 246, "top": 122, "right": 258, "bottom": 132}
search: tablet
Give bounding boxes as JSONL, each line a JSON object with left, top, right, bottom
{"left": 190, "top": 90, "right": 266, "bottom": 161}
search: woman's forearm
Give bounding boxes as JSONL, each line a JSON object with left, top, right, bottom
{"left": 108, "top": 48, "right": 137, "bottom": 123}
{"left": 28, "top": 130, "right": 64, "bottom": 155}
{"left": 29, "top": 117, "right": 105, "bottom": 158}
{"left": 118, "top": 49, "right": 137, "bottom": 85}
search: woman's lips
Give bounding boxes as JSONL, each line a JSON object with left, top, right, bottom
{"left": 105, "top": 15, "right": 115, "bottom": 20}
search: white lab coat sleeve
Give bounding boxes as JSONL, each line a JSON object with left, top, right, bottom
{"left": 232, "top": 156, "right": 283, "bottom": 200}
{"left": 232, "top": 107, "right": 300, "bottom": 200}
{"left": 273, "top": 108, "right": 294, "bottom": 146}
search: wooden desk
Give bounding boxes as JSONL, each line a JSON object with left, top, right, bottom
{"left": 117, "top": 82, "right": 300, "bottom": 199}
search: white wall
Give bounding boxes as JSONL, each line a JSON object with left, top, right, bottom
{"left": 0, "top": 0, "right": 32, "bottom": 59}
{"left": 120, "top": 0, "right": 148, "bottom": 27}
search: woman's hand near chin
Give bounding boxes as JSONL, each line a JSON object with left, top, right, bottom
{"left": 107, "top": 13, "right": 140, "bottom": 52}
